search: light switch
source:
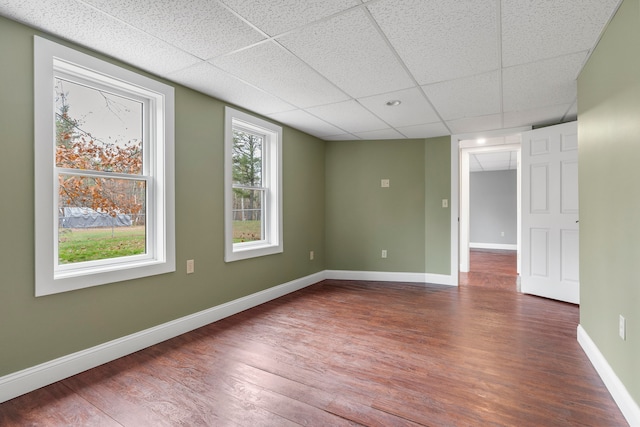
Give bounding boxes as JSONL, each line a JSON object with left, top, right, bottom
{"left": 442, "top": 199, "right": 448, "bottom": 208}
{"left": 381, "top": 179, "right": 390, "bottom": 188}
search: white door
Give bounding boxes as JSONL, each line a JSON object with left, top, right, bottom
{"left": 521, "top": 121, "right": 579, "bottom": 304}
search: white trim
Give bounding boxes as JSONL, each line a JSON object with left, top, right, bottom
{"left": 0, "top": 270, "right": 460, "bottom": 402}
{"left": 577, "top": 325, "right": 640, "bottom": 426}
{"left": 224, "top": 107, "right": 283, "bottom": 262}
{"left": 469, "top": 243, "right": 517, "bottom": 251}
{"left": 0, "top": 271, "right": 325, "bottom": 404}
{"left": 34, "top": 36, "right": 175, "bottom": 296}
{"left": 450, "top": 127, "right": 530, "bottom": 287}
{"left": 325, "top": 270, "right": 452, "bottom": 286}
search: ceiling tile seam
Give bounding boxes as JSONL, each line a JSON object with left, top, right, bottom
{"left": 471, "top": 153, "right": 485, "bottom": 172}
{"left": 169, "top": 57, "right": 352, "bottom": 137}
{"left": 187, "top": 62, "right": 300, "bottom": 113}
{"left": 163, "top": 59, "right": 299, "bottom": 114}
{"left": 268, "top": 2, "right": 374, "bottom": 40}
{"left": 348, "top": 97, "right": 417, "bottom": 137}
{"left": 502, "top": 50, "right": 590, "bottom": 72}
{"left": 73, "top": 0, "right": 205, "bottom": 63}
{"left": 322, "top": 132, "right": 362, "bottom": 141}
{"left": 420, "top": 68, "right": 502, "bottom": 89}
{"left": 360, "top": 4, "right": 452, "bottom": 135}
{"left": 265, "top": 40, "right": 360, "bottom": 109}
{"left": 561, "top": 100, "right": 577, "bottom": 123}
{"left": 394, "top": 127, "right": 411, "bottom": 140}
{"left": 214, "top": 0, "right": 271, "bottom": 39}
{"left": 292, "top": 108, "right": 357, "bottom": 138}
{"left": 209, "top": 1, "right": 371, "bottom": 63}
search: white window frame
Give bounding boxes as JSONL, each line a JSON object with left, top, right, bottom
{"left": 224, "top": 107, "right": 282, "bottom": 262}
{"left": 34, "top": 36, "right": 175, "bottom": 296}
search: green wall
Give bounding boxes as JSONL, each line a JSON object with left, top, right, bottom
{"left": 424, "top": 137, "right": 451, "bottom": 274}
{"left": 0, "top": 13, "right": 453, "bottom": 381}
{"left": 578, "top": 0, "right": 640, "bottom": 405}
{"left": 0, "top": 16, "right": 326, "bottom": 376}
{"left": 325, "top": 137, "right": 450, "bottom": 274}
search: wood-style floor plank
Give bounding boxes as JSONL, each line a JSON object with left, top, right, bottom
{"left": 0, "top": 277, "right": 629, "bottom": 426}
{"left": 460, "top": 249, "right": 518, "bottom": 290}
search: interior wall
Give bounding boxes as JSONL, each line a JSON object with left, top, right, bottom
{"left": 469, "top": 170, "right": 517, "bottom": 246}
{"left": 578, "top": 0, "right": 640, "bottom": 406}
{"left": 0, "top": 16, "right": 326, "bottom": 376}
{"left": 324, "top": 136, "right": 450, "bottom": 275}
{"left": 424, "top": 136, "right": 451, "bottom": 274}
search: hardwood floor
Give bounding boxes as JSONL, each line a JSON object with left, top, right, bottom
{"left": 459, "top": 249, "right": 518, "bottom": 291}
{"left": 0, "top": 280, "right": 628, "bottom": 426}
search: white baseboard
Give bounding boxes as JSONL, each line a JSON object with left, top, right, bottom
{"left": 0, "top": 269, "right": 454, "bottom": 404}
{"left": 0, "top": 271, "right": 326, "bottom": 404}
{"left": 469, "top": 242, "right": 517, "bottom": 251}
{"left": 325, "top": 270, "right": 453, "bottom": 286}
{"left": 577, "top": 325, "right": 640, "bottom": 426}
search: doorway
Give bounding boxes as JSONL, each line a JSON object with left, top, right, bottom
{"left": 449, "top": 127, "right": 530, "bottom": 287}
{"left": 459, "top": 144, "right": 520, "bottom": 290}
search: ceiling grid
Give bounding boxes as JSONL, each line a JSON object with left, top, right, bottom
{"left": 0, "top": 0, "right": 623, "bottom": 140}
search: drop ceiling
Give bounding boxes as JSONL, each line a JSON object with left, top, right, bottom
{"left": 470, "top": 151, "right": 518, "bottom": 172}
{"left": 0, "top": 0, "right": 622, "bottom": 140}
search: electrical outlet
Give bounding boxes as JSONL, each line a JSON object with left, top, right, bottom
{"left": 309, "top": 250, "right": 314, "bottom": 260}
{"left": 186, "top": 259, "right": 195, "bottom": 274}
{"left": 381, "top": 249, "right": 387, "bottom": 258}
{"left": 619, "top": 315, "right": 626, "bottom": 340}
{"left": 501, "top": 231, "right": 505, "bottom": 237}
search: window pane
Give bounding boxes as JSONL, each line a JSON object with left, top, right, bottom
{"left": 55, "top": 77, "right": 143, "bottom": 174}
{"left": 232, "top": 130, "right": 263, "bottom": 186}
{"left": 58, "top": 175, "right": 146, "bottom": 264}
{"left": 232, "top": 188, "right": 263, "bottom": 243}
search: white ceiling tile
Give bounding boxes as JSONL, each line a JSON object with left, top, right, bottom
{"left": 354, "top": 128, "right": 404, "bottom": 140}
{"left": 306, "top": 100, "right": 388, "bottom": 134}
{"left": 1, "top": 0, "right": 618, "bottom": 139}
{"left": 168, "top": 62, "right": 295, "bottom": 115}
{"left": 279, "top": 8, "right": 413, "bottom": 98}
{"left": 397, "top": 122, "right": 450, "bottom": 139}
{"left": 446, "top": 114, "right": 503, "bottom": 135}
{"left": 0, "top": 0, "right": 200, "bottom": 75}
{"left": 502, "top": 0, "right": 621, "bottom": 67}
{"left": 503, "top": 53, "right": 585, "bottom": 112}
{"left": 481, "top": 164, "right": 511, "bottom": 172}
{"left": 220, "top": 0, "right": 359, "bottom": 36}
{"left": 471, "top": 151, "right": 518, "bottom": 172}
{"left": 268, "top": 109, "right": 345, "bottom": 137}
{"left": 423, "top": 71, "right": 501, "bottom": 121}
{"left": 503, "top": 103, "right": 572, "bottom": 129}
{"left": 368, "top": 0, "right": 499, "bottom": 85}
{"left": 469, "top": 155, "right": 482, "bottom": 172}
{"left": 322, "top": 134, "right": 361, "bottom": 141}
{"left": 82, "top": 0, "right": 265, "bottom": 59}
{"left": 213, "top": 41, "right": 349, "bottom": 108}
{"left": 358, "top": 88, "right": 440, "bottom": 127}
{"left": 474, "top": 152, "right": 511, "bottom": 164}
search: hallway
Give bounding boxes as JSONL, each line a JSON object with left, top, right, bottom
{"left": 459, "top": 249, "right": 518, "bottom": 291}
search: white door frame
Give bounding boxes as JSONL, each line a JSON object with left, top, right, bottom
{"left": 459, "top": 144, "right": 521, "bottom": 272}
{"left": 450, "top": 127, "right": 530, "bottom": 286}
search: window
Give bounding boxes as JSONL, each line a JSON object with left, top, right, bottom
{"left": 34, "top": 36, "right": 175, "bottom": 296}
{"left": 224, "top": 107, "right": 282, "bottom": 262}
